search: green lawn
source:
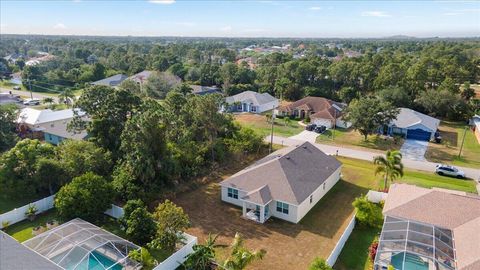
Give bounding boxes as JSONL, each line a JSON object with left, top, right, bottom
{"left": 339, "top": 157, "right": 477, "bottom": 193}
{"left": 4, "top": 210, "right": 58, "bottom": 242}
{"left": 234, "top": 113, "right": 304, "bottom": 137}
{"left": 0, "top": 193, "right": 46, "bottom": 214}
{"left": 317, "top": 128, "right": 403, "bottom": 152}
{"left": 334, "top": 226, "right": 380, "bottom": 270}
{"left": 426, "top": 121, "right": 480, "bottom": 169}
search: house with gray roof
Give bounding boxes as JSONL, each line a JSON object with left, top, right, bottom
{"left": 224, "top": 91, "right": 279, "bottom": 114}
{"left": 220, "top": 141, "right": 341, "bottom": 223}
{"left": 91, "top": 74, "right": 128, "bottom": 87}
{"left": 190, "top": 85, "right": 221, "bottom": 96}
{"left": 374, "top": 183, "right": 480, "bottom": 270}
{"left": 384, "top": 108, "right": 440, "bottom": 141}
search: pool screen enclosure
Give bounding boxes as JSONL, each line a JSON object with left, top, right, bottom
{"left": 23, "top": 218, "right": 141, "bottom": 270}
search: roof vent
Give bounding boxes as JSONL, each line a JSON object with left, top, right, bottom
{"left": 285, "top": 156, "right": 290, "bottom": 160}
{"left": 302, "top": 145, "right": 307, "bottom": 149}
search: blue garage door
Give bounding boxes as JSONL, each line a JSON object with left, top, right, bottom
{"left": 406, "top": 129, "right": 431, "bottom": 141}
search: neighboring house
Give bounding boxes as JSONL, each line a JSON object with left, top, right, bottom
{"left": 278, "top": 96, "right": 351, "bottom": 128}
{"left": 3, "top": 53, "right": 24, "bottom": 64}
{"left": 224, "top": 91, "right": 279, "bottom": 113}
{"left": 384, "top": 108, "right": 440, "bottom": 141}
{"left": 220, "top": 142, "right": 341, "bottom": 223}
{"left": 0, "top": 231, "right": 62, "bottom": 270}
{"left": 129, "top": 70, "right": 153, "bottom": 84}
{"left": 470, "top": 115, "right": 480, "bottom": 144}
{"left": 17, "top": 108, "right": 87, "bottom": 143}
{"left": 374, "top": 183, "right": 480, "bottom": 270}
{"left": 190, "top": 85, "right": 221, "bottom": 96}
{"left": 91, "top": 74, "right": 128, "bottom": 87}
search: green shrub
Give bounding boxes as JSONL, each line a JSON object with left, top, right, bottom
{"left": 308, "top": 257, "right": 332, "bottom": 270}
{"left": 352, "top": 195, "right": 384, "bottom": 228}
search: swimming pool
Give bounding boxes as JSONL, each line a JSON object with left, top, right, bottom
{"left": 53, "top": 250, "right": 123, "bottom": 270}
{"left": 391, "top": 252, "right": 429, "bottom": 270}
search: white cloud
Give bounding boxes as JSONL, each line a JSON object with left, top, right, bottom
{"left": 443, "top": 12, "right": 462, "bottom": 16}
{"left": 220, "top": 25, "right": 232, "bottom": 32}
{"left": 361, "top": 11, "right": 391, "bottom": 17}
{"left": 242, "top": 28, "right": 265, "bottom": 33}
{"left": 53, "top": 23, "right": 67, "bottom": 29}
{"left": 149, "top": 0, "right": 175, "bottom": 4}
{"left": 176, "top": 22, "right": 196, "bottom": 27}
{"left": 309, "top": 6, "right": 322, "bottom": 10}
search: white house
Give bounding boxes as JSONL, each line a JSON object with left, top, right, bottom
{"left": 220, "top": 142, "right": 341, "bottom": 224}
{"left": 224, "top": 91, "right": 279, "bottom": 114}
{"left": 384, "top": 108, "right": 440, "bottom": 141}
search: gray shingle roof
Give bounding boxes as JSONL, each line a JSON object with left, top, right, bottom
{"left": 225, "top": 91, "right": 278, "bottom": 106}
{"left": 242, "top": 185, "right": 273, "bottom": 205}
{"left": 0, "top": 231, "right": 62, "bottom": 270}
{"left": 221, "top": 142, "right": 341, "bottom": 205}
{"left": 391, "top": 108, "right": 440, "bottom": 132}
{"left": 91, "top": 74, "right": 128, "bottom": 87}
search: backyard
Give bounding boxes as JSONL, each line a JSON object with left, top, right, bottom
{"left": 234, "top": 113, "right": 304, "bottom": 138}
{"left": 425, "top": 121, "right": 480, "bottom": 168}
{"left": 316, "top": 128, "right": 404, "bottom": 152}
{"left": 170, "top": 154, "right": 476, "bottom": 269}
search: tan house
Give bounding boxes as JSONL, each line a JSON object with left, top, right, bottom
{"left": 278, "top": 96, "right": 351, "bottom": 128}
{"left": 374, "top": 184, "right": 480, "bottom": 270}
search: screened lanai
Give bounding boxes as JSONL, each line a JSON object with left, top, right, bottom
{"left": 374, "top": 216, "right": 456, "bottom": 270}
{"left": 23, "top": 218, "right": 141, "bottom": 270}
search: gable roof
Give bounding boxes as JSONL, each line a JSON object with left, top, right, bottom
{"left": 280, "top": 96, "right": 346, "bottom": 120}
{"left": 39, "top": 118, "right": 88, "bottom": 140}
{"left": 384, "top": 184, "right": 480, "bottom": 269}
{"left": 129, "top": 70, "right": 153, "bottom": 83}
{"left": 91, "top": 74, "right": 128, "bottom": 87}
{"left": 17, "top": 108, "right": 85, "bottom": 126}
{"left": 190, "top": 85, "right": 221, "bottom": 95}
{"left": 390, "top": 107, "right": 440, "bottom": 132}
{"left": 221, "top": 142, "right": 341, "bottom": 205}
{"left": 225, "top": 91, "right": 278, "bottom": 106}
{"left": 0, "top": 231, "right": 62, "bottom": 270}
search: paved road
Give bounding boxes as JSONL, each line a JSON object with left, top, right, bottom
{"left": 0, "top": 87, "right": 59, "bottom": 102}
{"left": 266, "top": 135, "right": 480, "bottom": 184}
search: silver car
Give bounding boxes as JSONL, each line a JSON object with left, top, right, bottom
{"left": 435, "top": 164, "right": 465, "bottom": 179}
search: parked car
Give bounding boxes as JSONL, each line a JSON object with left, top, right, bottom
{"left": 13, "top": 86, "right": 21, "bottom": 90}
{"left": 305, "top": 124, "right": 317, "bottom": 131}
{"left": 314, "top": 125, "right": 327, "bottom": 134}
{"left": 23, "top": 98, "right": 40, "bottom": 105}
{"left": 435, "top": 164, "right": 465, "bottom": 179}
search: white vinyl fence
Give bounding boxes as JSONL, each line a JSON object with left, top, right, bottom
{"left": 367, "top": 190, "right": 388, "bottom": 203}
{"left": 0, "top": 194, "right": 55, "bottom": 229}
{"left": 104, "top": 204, "right": 125, "bottom": 219}
{"left": 326, "top": 214, "right": 356, "bottom": 266}
{"left": 153, "top": 233, "right": 197, "bottom": 270}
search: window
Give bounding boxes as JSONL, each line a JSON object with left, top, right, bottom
{"left": 251, "top": 106, "right": 257, "bottom": 112}
{"left": 227, "top": 188, "right": 238, "bottom": 199}
{"left": 276, "top": 201, "right": 289, "bottom": 214}
{"left": 309, "top": 195, "right": 313, "bottom": 204}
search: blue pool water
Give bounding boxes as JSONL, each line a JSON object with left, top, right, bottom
{"left": 391, "top": 252, "right": 429, "bottom": 270}
{"left": 53, "top": 251, "right": 123, "bottom": 270}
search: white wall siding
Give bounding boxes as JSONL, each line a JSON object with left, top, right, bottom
{"left": 296, "top": 167, "right": 341, "bottom": 223}
{"left": 271, "top": 200, "right": 298, "bottom": 223}
{"left": 312, "top": 118, "right": 333, "bottom": 128}
{"left": 220, "top": 186, "right": 246, "bottom": 207}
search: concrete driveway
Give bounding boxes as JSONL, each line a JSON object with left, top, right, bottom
{"left": 289, "top": 130, "right": 319, "bottom": 143}
{"left": 400, "top": 139, "right": 429, "bottom": 161}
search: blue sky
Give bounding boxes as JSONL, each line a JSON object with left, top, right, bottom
{"left": 1, "top": 1, "right": 479, "bottom": 37}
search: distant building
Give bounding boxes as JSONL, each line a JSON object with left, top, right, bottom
{"left": 129, "top": 70, "right": 154, "bottom": 84}
{"left": 224, "top": 91, "right": 278, "bottom": 114}
{"left": 91, "top": 74, "right": 128, "bottom": 87}
{"left": 17, "top": 108, "right": 88, "bottom": 144}
{"left": 3, "top": 53, "right": 24, "bottom": 64}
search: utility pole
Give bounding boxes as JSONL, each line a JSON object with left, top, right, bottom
{"left": 332, "top": 109, "right": 337, "bottom": 141}
{"left": 28, "top": 78, "right": 33, "bottom": 99}
{"left": 458, "top": 126, "right": 468, "bottom": 158}
{"left": 269, "top": 105, "right": 276, "bottom": 154}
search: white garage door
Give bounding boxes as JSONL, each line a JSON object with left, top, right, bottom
{"left": 313, "top": 118, "right": 332, "bottom": 128}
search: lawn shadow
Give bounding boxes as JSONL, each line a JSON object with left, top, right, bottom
{"left": 438, "top": 128, "right": 458, "bottom": 147}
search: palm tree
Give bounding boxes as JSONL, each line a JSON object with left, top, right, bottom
{"left": 373, "top": 150, "right": 404, "bottom": 190}
{"left": 222, "top": 233, "right": 266, "bottom": 270}
{"left": 58, "top": 89, "right": 75, "bottom": 107}
{"left": 43, "top": 97, "right": 54, "bottom": 108}
{"left": 184, "top": 234, "right": 219, "bottom": 270}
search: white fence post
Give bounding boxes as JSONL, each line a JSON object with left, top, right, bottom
{"left": 326, "top": 214, "right": 356, "bottom": 266}
{"left": 0, "top": 194, "right": 56, "bottom": 229}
